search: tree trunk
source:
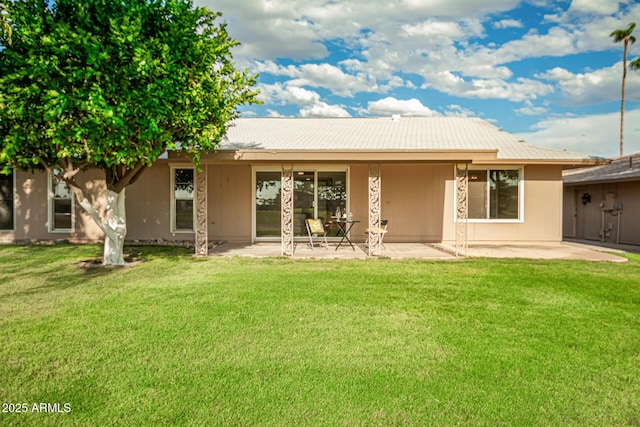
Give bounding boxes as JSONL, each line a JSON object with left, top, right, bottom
{"left": 620, "top": 39, "right": 628, "bottom": 157}
{"left": 75, "top": 188, "right": 127, "bottom": 266}
{"left": 102, "top": 189, "right": 127, "bottom": 266}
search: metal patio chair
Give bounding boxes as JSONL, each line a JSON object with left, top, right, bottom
{"left": 364, "top": 219, "right": 388, "bottom": 250}
{"left": 306, "top": 218, "right": 329, "bottom": 249}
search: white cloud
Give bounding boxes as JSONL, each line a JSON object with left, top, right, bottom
{"left": 536, "top": 63, "right": 640, "bottom": 105}
{"left": 366, "top": 97, "right": 440, "bottom": 117}
{"left": 258, "top": 82, "right": 350, "bottom": 117}
{"left": 422, "top": 72, "right": 554, "bottom": 102}
{"left": 516, "top": 106, "right": 549, "bottom": 115}
{"left": 445, "top": 104, "right": 479, "bottom": 117}
{"left": 402, "top": 20, "right": 466, "bottom": 38}
{"left": 254, "top": 60, "right": 299, "bottom": 77}
{"left": 491, "top": 27, "right": 578, "bottom": 63}
{"left": 267, "top": 109, "right": 285, "bottom": 117}
{"left": 567, "top": 0, "right": 623, "bottom": 15}
{"left": 290, "top": 63, "right": 377, "bottom": 97}
{"left": 493, "top": 19, "right": 523, "bottom": 29}
{"left": 258, "top": 83, "right": 320, "bottom": 106}
{"left": 517, "top": 109, "right": 640, "bottom": 157}
{"left": 300, "top": 102, "right": 351, "bottom": 117}
{"left": 256, "top": 61, "right": 406, "bottom": 98}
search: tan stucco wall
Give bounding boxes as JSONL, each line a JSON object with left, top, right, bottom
{"left": 126, "top": 162, "right": 253, "bottom": 242}
{"left": 563, "top": 180, "right": 640, "bottom": 246}
{"left": 441, "top": 164, "right": 564, "bottom": 243}
{"left": 346, "top": 164, "right": 369, "bottom": 241}
{"left": 208, "top": 164, "right": 252, "bottom": 242}
{"left": 125, "top": 160, "right": 173, "bottom": 241}
{"left": 1, "top": 162, "right": 568, "bottom": 245}
{"left": 2, "top": 169, "right": 106, "bottom": 243}
{"left": 379, "top": 164, "right": 449, "bottom": 242}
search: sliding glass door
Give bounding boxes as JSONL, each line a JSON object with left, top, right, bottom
{"left": 317, "top": 171, "right": 347, "bottom": 222}
{"left": 294, "top": 171, "right": 315, "bottom": 236}
{"left": 256, "top": 171, "right": 281, "bottom": 237}
{"left": 255, "top": 168, "right": 348, "bottom": 240}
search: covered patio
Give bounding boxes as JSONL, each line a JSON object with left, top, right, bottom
{"left": 206, "top": 241, "right": 629, "bottom": 262}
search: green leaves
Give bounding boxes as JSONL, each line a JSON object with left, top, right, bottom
{"left": 0, "top": 0, "right": 259, "bottom": 192}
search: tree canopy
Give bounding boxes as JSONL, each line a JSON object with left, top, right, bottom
{"left": 0, "top": 2, "right": 11, "bottom": 44}
{"left": 0, "top": 0, "right": 259, "bottom": 190}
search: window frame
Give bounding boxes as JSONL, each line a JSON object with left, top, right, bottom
{"left": 170, "top": 166, "right": 196, "bottom": 233}
{"left": 455, "top": 166, "right": 525, "bottom": 223}
{"left": 0, "top": 169, "right": 16, "bottom": 232}
{"left": 48, "top": 174, "right": 75, "bottom": 233}
{"left": 252, "top": 166, "right": 350, "bottom": 242}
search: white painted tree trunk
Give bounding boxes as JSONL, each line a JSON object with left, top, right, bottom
{"left": 102, "top": 189, "right": 127, "bottom": 265}
{"left": 77, "top": 188, "right": 127, "bottom": 266}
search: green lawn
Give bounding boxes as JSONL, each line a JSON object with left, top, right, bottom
{"left": 1, "top": 244, "right": 639, "bottom": 426}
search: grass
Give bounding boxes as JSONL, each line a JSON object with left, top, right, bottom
{"left": 0, "top": 244, "right": 639, "bottom": 426}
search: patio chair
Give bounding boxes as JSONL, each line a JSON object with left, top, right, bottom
{"left": 364, "top": 219, "right": 388, "bottom": 250}
{"left": 306, "top": 218, "right": 329, "bottom": 249}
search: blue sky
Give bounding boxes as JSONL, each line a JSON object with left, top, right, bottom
{"left": 194, "top": 0, "right": 640, "bottom": 158}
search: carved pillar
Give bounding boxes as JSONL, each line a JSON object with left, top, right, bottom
{"left": 195, "top": 166, "right": 208, "bottom": 257}
{"left": 455, "top": 163, "right": 468, "bottom": 257}
{"left": 281, "top": 164, "right": 294, "bottom": 256}
{"left": 368, "top": 164, "right": 381, "bottom": 256}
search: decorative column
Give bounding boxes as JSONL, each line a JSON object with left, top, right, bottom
{"left": 368, "top": 164, "right": 381, "bottom": 256}
{"left": 281, "top": 164, "right": 294, "bottom": 256}
{"left": 195, "top": 166, "right": 208, "bottom": 257}
{"left": 455, "top": 163, "right": 468, "bottom": 257}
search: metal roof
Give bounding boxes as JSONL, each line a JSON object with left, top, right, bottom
{"left": 221, "top": 117, "right": 599, "bottom": 163}
{"left": 564, "top": 152, "right": 640, "bottom": 184}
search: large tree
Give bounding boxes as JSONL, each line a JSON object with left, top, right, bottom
{"left": 0, "top": 2, "right": 10, "bottom": 45}
{"left": 610, "top": 22, "right": 636, "bottom": 157}
{"left": 0, "top": 0, "right": 259, "bottom": 265}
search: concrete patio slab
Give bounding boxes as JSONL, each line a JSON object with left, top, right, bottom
{"left": 437, "top": 242, "right": 629, "bottom": 262}
{"left": 206, "top": 241, "right": 631, "bottom": 262}
{"left": 208, "top": 241, "right": 454, "bottom": 259}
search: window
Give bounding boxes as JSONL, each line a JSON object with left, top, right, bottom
{"left": 256, "top": 171, "right": 281, "bottom": 237}
{"left": 0, "top": 170, "right": 14, "bottom": 231}
{"left": 49, "top": 175, "right": 74, "bottom": 232}
{"left": 172, "top": 168, "right": 195, "bottom": 232}
{"left": 467, "top": 169, "right": 521, "bottom": 220}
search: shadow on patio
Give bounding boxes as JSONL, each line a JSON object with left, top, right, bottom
{"left": 206, "top": 241, "right": 631, "bottom": 262}
{"left": 208, "top": 242, "right": 456, "bottom": 259}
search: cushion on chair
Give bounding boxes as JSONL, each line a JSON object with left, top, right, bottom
{"left": 366, "top": 227, "right": 387, "bottom": 234}
{"left": 307, "top": 219, "right": 325, "bottom": 234}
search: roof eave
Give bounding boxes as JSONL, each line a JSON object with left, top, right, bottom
{"left": 483, "top": 158, "right": 609, "bottom": 167}
{"left": 203, "top": 149, "right": 500, "bottom": 163}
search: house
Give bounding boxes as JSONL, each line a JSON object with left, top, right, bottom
{"left": 0, "top": 117, "right": 601, "bottom": 255}
{"left": 563, "top": 152, "right": 640, "bottom": 246}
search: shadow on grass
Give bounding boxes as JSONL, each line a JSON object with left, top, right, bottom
{"left": 0, "top": 244, "right": 140, "bottom": 300}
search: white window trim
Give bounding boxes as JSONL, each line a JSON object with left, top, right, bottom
{"left": 0, "top": 169, "right": 16, "bottom": 232}
{"left": 454, "top": 165, "right": 525, "bottom": 224}
{"left": 170, "top": 166, "right": 196, "bottom": 233}
{"left": 48, "top": 174, "right": 75, "bottom": 233}
{"left": 252, "top": 165, "right": 351, "bottom": 242}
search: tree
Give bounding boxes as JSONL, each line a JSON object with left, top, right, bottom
{"left": 610, "top": 22, "right": 636, "bottom": 156}
{"left": 0, "top": 2, "right": 10, "bottom": 45}
{"left": 0, "top": 0, "right": 259, "bottom": 265}
{"left": 632, "top": 56, "right": 640, "bottom": 74}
